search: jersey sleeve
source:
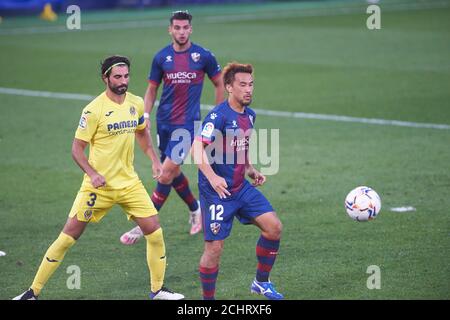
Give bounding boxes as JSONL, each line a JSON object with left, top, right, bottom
{"left": 196, "top": 110, "right": 224, "bottom": 145}
{"left": 148, "top": 54, "right": 163, "bottom": 86}
{"left": 204, "top": 50, "right": 221, "bottom": 80}
{"left": 136, "top": 97, "right": 146, "bottom": 131}
{"left": 75, "top": 106, "right": 99, "bottom": 142}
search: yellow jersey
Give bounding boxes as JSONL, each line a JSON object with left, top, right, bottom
{"left": 75, "top": 91, "right": 146, "bottom": 189}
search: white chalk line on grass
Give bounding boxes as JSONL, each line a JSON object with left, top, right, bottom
{"left": 0, "top": 86, "right": 449, "bottom": 130}
{"left": 0, "top": 1, "right": 449, "bottom": 35}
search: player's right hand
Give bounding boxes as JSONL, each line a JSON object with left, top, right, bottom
{"left": 90, "top": 173, "right": 106, "bottom": 188}
{"left": 152, "top": 161, "right": 163, "bottom": 179}
{"left": 210, "top": 175, "right": 231, "bottom": 199}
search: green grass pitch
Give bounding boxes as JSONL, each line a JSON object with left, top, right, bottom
{"left": 0, "top": 0, "right": 449, "bottom": 299}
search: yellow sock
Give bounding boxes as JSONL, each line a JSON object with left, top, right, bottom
{"left": 145, "top": 228, "right": 166, "bottom": 293}
{"left": 31, "top": 232, "right": 76, "bottom": 296}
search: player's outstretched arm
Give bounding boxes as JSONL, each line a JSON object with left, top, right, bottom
{"left": 191, "top": 139, "right": 230, "bottom": 199}
{"left": 71, "top": 138, "right": 106, "bottom": 188}
{"left": 135, "top": 128, "right": 163, "bottom": 179}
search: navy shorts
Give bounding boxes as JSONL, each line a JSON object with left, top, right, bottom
{"left": 200, "top": 181, "right": 274, "bottom": 241}
{"left": 156, "top": 123, "right": 194, "bottom": 164}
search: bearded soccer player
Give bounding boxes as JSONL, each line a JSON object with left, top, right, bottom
{"left": 13, "top": 55, "right": 184, "bottom": 300}
{"left": 120, "top": 10, "right": 224, "bottom": 244}
{"left": 192, "top": 62, "right": 284, "bottom": 300}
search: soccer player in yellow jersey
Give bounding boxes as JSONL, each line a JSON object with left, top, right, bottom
{"left": 13, "top": 55, "right": 184, "bottom": 300}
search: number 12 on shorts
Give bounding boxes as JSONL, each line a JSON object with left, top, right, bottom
{"left": 209, "top": 204, "right": 224, "bottom": 221}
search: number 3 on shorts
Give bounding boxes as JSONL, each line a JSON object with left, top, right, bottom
{"left": 209, "top": 204, "right": 224, "bottom": 221}
{"left": 86, "top": 192, "right": 97, "bottom": 207}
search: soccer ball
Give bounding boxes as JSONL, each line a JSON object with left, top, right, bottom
{"left": 344, "top": 186, "right": 381, "bottom": 222}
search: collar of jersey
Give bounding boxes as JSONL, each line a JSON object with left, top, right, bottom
{"left": 226, "top": 100, "right": 247, "bottom": 115}
{"left": 103, "top": 91, "right": 128, "bottom": 107}
{"left": 171, "top": 42, "right": 194, "bottom": 54}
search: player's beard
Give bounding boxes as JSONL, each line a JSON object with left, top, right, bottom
{"left": 174, "top": 36, "right": 189, "bottom": 47}
{"left": 240, "top": 96, "right": 252, "bottom": 107}
{"left": 109, "top": 83, "right": 128, "bottom": 95}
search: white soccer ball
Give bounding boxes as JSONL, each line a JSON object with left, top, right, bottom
{"left": 345, "top": 186, "right": 381, "bottom": 222}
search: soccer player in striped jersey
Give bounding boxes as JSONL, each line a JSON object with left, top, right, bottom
{"left": 192, "top": 62, "right": 284, "bottom": 300}
{"left": 120, "top": 10, "right": 224, "bottom": 244}
{"left": 13, "top": 56, "right": 183, "bottom": 300}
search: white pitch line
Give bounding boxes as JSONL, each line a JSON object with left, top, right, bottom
{"left": 0, "top": 87, "right": 93, "bottom": 101}
{"left": 1, "top": 86, "right": 449, "bottom": 130}
{"left": 0, "top": 1, "right": 449, "bottom": 35}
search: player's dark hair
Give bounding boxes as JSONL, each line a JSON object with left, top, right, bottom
{"left": 223, "top": 62, "right": 253, "bottom": 87}
{"left": 101, "top": 55, "right": 130, "bottom": 78}
{"left": 170, "top": 10, "right": 192, "bottom": 24}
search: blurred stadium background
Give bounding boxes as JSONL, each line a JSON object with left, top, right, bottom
{"left": 0, "top": 0, "right": 449, "bottom": 300}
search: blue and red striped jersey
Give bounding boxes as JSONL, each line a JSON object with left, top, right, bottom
{"left": 196, "top": 100, "right": 256, "bottom": 195}
{"left": 148, "top": 43, "right": 221, "bottom": 125}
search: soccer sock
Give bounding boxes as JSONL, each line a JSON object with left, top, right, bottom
{"left": 30, "top": 232, "right": 76, "bottom": 295}
{"left": 256, "top": 235, "right": 280, "bottom": 283}
{"left": 172, "top": 173, "right": 199, "bottom": 212}
{"left": 151, "top": 182, "right": 172, "bottom": 211}
{"left": 145, "top": 228, "right": 166, "bottom": 293}
{"left": 199, "top": 265, "right": 219, "bottom": 300}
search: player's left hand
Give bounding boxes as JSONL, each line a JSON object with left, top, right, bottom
{"left": 248, "top": 169, "right": 266, "bottom": 187}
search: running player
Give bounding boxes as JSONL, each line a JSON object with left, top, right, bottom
{"left": 120, "top": 10, "right": 224, "bottom": 244}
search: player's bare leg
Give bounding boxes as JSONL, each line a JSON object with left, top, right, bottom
{"left": 133, "top": 216, "right": 184, "bottom": 300}
{"left": 250, "top": 212, "right": 284, "bottom": 300}
{"left": 252, "top": 211, "right": 282, "bottom": 241}
{"left": 62, "top": 216, "right": 88, "bottom": 240}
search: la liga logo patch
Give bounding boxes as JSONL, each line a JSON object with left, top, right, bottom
{"left": 79, "top": 115, "right": 87, "bottom": 130}
{"left": 201, "top": 122, "right": 214, "bottom": 138}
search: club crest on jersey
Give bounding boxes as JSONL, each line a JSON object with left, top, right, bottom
{"left": 165, "top": 55, "right": 172, "bottom": 63}
{"left": 191, "top": 52, "right": 200, "bottom": 62}
{"left": 210, "top": 222, "right": 221, "bottom": 235}
{"left": 79, "top": 115, "right": 87, "bottom": 130}
{"left": 232, "top": 120, "right": 237, "bottom": 128}
{"left": 129, "top": 106, "right": 136, "bottom": 116}
{"left": 84, "top": 210, "right": 93, "bottom": 220}
{"left": 201, "top": 122, "right": 214, "bottom": 138}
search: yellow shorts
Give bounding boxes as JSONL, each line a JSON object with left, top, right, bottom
{"left": 68, "top": 181, "right": 158, "bottom": 223}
